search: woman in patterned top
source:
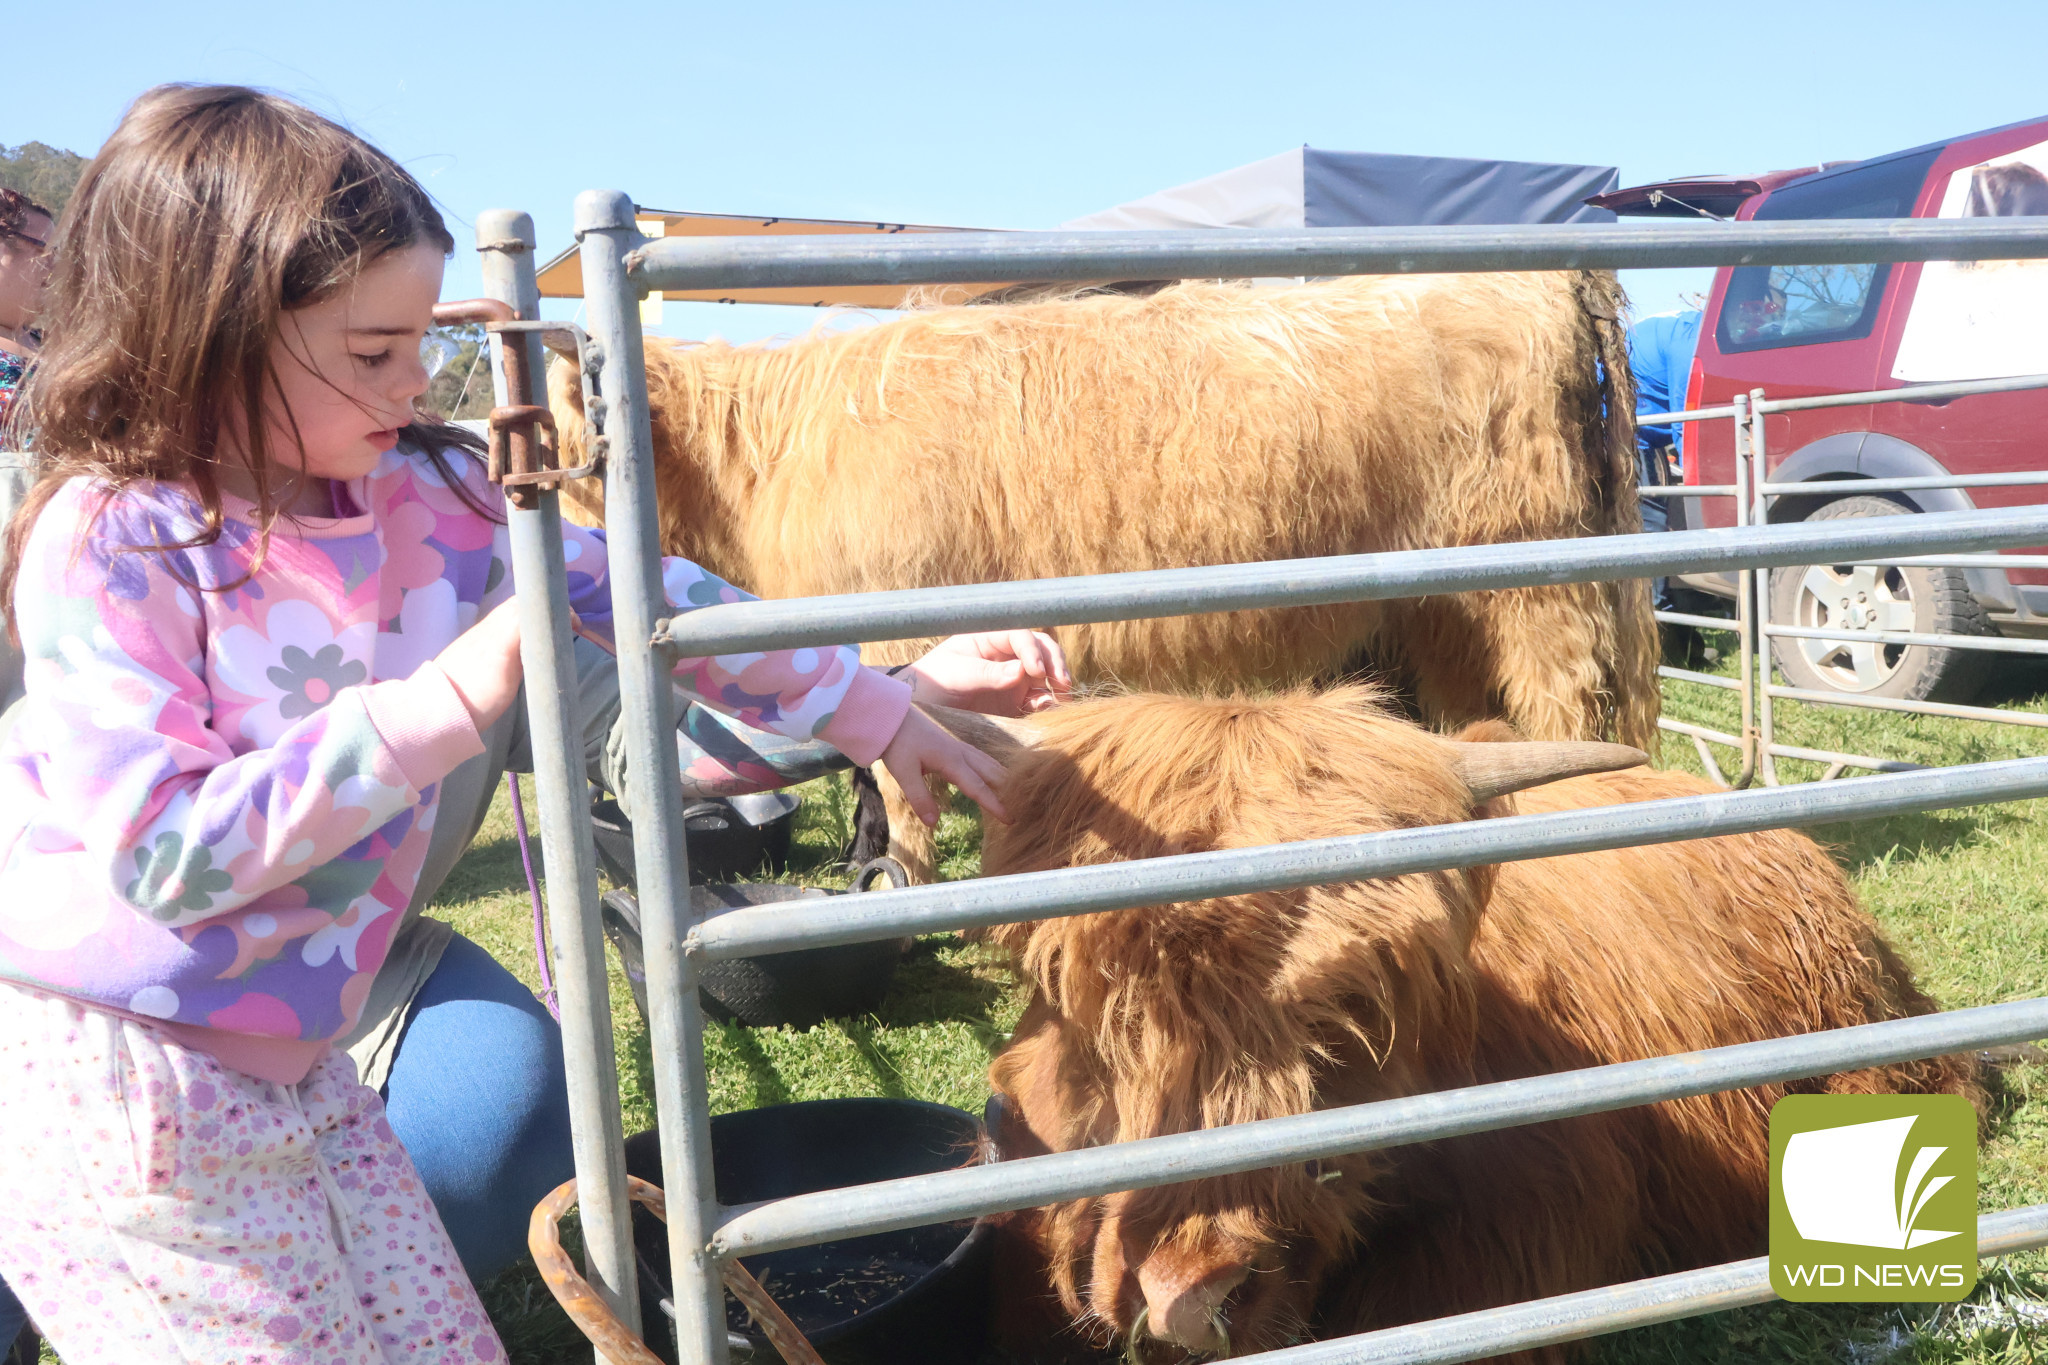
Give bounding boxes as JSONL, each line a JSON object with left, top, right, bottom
{"left": 0, "top": 188, "right": 52, "bottom": 436}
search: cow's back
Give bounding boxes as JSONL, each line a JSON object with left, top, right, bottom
{"left": 748, "top": 273, "right": 1607, "bottom": 687}
{"left": 1459, "top": 768, "right": 1980, "bottom": 1267}
{"left": 561, "top": 272, "right": 1624, "bottom": 694}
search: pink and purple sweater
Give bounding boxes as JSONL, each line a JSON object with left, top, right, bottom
{"left": 0, "top": 445, "right": 912, "bottom": 1084}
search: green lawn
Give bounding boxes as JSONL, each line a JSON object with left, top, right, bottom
{"left": 446, "top": 643, "right": 2048, "bottom": 1363}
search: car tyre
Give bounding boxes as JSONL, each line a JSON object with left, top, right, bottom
{"left": 1767, "top": 495, "right": 1994, "bottom": 704}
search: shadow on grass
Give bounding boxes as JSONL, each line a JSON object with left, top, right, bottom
{"left": 840, "top": 1017, "right": 912, "bottom": 1099}
{"left": 1973, "top": 658, "right": 2048, "bottom": 713}
{"left": 1979, "top": 1059, "right": 2038, "bottom": 1140}
{"left": 1813, "top": 804, "right": 2027, "bottom": 876}
{"left": 712, "top": 1019, "right": 794, "bottom": 1107}
{"left": 432, "top": 833, "right": 536, "bottom": 904}
{"left": 874, "top": 939, "right": 1008, "bottom": 1027}
{"left": 479, "top": 1211, "right": 596, "bottom": 1365}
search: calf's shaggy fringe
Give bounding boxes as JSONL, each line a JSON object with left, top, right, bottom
{"left": 978, "top": 687, "right": 1983, "bottom": 1361}
{"left": 552, "top": 271, "right": 1656, "bottom": 749}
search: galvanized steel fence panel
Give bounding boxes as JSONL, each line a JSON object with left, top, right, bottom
{"left": 520, "top": 208, "right": 2048, "bottom": 1365}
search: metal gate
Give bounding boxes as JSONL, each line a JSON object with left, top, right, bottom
{"left": 1642, "top": 373, "right": 2048, "bottom": 787}
{"left": 476, "top": 205, "right": 2048, "bottom": 1365}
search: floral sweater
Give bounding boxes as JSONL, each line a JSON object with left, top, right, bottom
{"left": 0, "top": 445, "right": 912, "bottom": 1083}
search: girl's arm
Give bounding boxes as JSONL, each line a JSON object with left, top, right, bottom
{"left": 13, "top": 492, "right": 485, "bottom": 927}
{"left": 542, "top": 530, "right": 1028, "bottom": 825}
{"left": 546, "top": 522, "right": 913, "bottom": 767}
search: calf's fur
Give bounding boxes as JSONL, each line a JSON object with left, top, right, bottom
{"left": 978, "top": 688, "right": 1983, "bottom": 1360}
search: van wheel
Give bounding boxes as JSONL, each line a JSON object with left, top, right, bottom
{"left": 1768, "top": 495, "right": 1994, "bottom": 704}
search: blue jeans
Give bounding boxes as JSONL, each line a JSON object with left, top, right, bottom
{"left": 380, "top": 932, "right": 578, "bottom": 1284}
{"left": 0, "top": 933, "right": 575, "bottom": 1352}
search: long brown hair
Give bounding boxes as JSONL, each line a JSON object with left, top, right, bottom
{"left": 2, "top": 84, "right": 493, "bottom": 622}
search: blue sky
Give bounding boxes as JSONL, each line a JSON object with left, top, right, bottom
{"left": 14, "top": 0, "right": 2048, "bottom": 343}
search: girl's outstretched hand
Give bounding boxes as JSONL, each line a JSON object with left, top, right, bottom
{"left": 905, "top": 630, "right": 1073, "bottom": 716}
{"left": 437, "top": 598, "right": 525, "bottom": 732}
{"left": 879, "top": 706, "right": 1011, "bottom": 828}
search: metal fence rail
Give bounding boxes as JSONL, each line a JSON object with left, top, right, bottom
{"left": 1241, "top": 1203, "right": 2048, "bottom": 1365}
{"left": 712, "top": 996, "right": 2048, "bottom": 1256}
{"left": 465, "top": 217, "right": 642, "bottom": 1335}
{"left": 529, "top": 203, "right": 2048, "bottom": 1365}
{"left": 629, "top": 217, "right": 2048, "bottom": 293}
{"left": 659, "top": 508, "right": 2048, "bottom": 657}
{"left": 692, "top": 755, "right": 2048, "bottom": 958}
{"left": 1645, "top": 371, "right": 2048, "bottom": 428}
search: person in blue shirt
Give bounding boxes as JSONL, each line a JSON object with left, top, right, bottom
{"left": 1627, "top": 308, "right": 1703, "bottom": 609}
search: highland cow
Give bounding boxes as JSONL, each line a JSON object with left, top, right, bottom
{"left": 955, "top": 689, "right": 1982, "bottom": 1361}
{"left": 553, "top": 271, "right": 1658, "bottom": 880}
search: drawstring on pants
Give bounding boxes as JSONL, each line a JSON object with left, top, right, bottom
{"left": 272, "top": 1082, "right": 354, "bottom": 1255}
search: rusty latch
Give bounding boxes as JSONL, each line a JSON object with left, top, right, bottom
{"left": 487, "top": 403, "right": 594, "bottom": 491}
{"left": 422, "top": 304, "right": 608, "bottom": 506}
{"left": 484, "top": 319, "right": 606, "bottom": 502}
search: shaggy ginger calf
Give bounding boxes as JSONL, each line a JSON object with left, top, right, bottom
{"left": 969, "top": 688, "right": 1982, "bottom": 1361}
{"left": 553, "top": 271, "right": 1658, "bottom": 880}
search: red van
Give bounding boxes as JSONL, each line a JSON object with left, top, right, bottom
{"left": 1596, "top": 116, "right": 2048, "bottom": 703}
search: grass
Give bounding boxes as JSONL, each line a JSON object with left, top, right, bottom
{"left": 52, "top": 640, "right": 2031, "bottom": 1364}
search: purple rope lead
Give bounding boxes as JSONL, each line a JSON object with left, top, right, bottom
{"left": 507, "top": 772, "right": 560, "bottom": 1019}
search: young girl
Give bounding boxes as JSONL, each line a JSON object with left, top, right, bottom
{"left": 0, "top": 84, "right": 1064, "bottom": 1363}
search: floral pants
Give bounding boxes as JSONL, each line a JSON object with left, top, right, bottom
{"left": 0, "top": 983, "right": 505, "bottom": 1363}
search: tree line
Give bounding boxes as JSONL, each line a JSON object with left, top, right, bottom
{"left": 0, "top": 143, "right": 88, "bottom": 215}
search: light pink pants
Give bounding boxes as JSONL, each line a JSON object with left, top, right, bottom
{"left": 0, "top": 983, "right": 506, "bottom": 1363}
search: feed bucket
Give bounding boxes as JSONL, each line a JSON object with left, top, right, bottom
{"left": 625, "top": 1099, "right": 994, "bottom": 1364}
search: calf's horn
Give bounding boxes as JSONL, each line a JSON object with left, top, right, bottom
{"left": 1449, "top": 740, "right": 1646, "bottom": 803}
{"left": 922, "top": 704, "right": 1045, "bottom": 763}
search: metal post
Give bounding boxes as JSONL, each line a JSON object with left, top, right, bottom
{"left": 1728, "top": 393, "right": 1757, "bottom": 788}
{"left": 576, "top": 190, "right": 728, "bottom": 1365}
{"left": 1748, "top": 390, "right": 1779, "bottom": 786}
{"left": 475, "top": 210, "right": 640, "bottom": 1346}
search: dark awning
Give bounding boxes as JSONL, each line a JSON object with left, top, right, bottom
{"left": 1586, "top": 178, "right": 1766, "bottom": 220}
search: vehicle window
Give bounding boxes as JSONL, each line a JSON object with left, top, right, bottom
{"left": 1891, "top": 136, "right": 2048, "bottom": 382}
{"left": 1717, "top": 148, "right": 1941, "bottom": 353}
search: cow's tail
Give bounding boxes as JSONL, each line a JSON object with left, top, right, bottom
{"left": 1574, "top": 270, "right": 1660, "bottom": 751}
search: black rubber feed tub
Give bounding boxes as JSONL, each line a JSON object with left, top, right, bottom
{"left": 625, "top": 1100, "right": 994, "bottom": 1365}
{"left": 601, "top": 861, "right": 910, "bottom": 1029}
{"left": 592, "top": 792, "right": 796, "bottom": 886}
